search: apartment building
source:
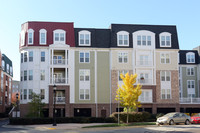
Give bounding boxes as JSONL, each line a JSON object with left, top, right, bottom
{"left": 0, "top": 51, "right": 13, "bottom": 113}
{"left": 19, "top": 21, "right": 200, "bottom": 117}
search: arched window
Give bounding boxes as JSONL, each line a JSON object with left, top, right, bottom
{"left": 39, "top": 29, "right": 47, "bottom": 45}
{"left": 117, "top": 31, "right": 129, "bottom": 46}
{"left": 78, "top": 30, "right": 91, "bottom": 46}
{"left": 186, "top": 52, "right": 195, "bottom": 63}
{"left": 159, "top": 32, "right": 171, "bottom": 47}
{"left": 28, "top": 29, "right": 34, "bottom": 45}
{"left": 53, "top": 29, "right": 66, "bottom": 44}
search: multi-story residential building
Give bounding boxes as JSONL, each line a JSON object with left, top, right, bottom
{"left": 19, "top": 21, "right": 200, "bottom": 117}
{"left": 11, "top": 80, "right": 20, "bottom": 103}
{"left": 0, "top": 50, "right": 13, "bottom": 113}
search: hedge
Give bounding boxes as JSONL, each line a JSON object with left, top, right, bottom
{"left": 9, "top": 117, "right": 116, "bottom": 125}
{"left": 110, "top": 112, "right": 152, "bottom": 123}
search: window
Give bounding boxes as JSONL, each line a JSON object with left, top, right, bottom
{"left": 161, "top": 89, "right": 171, "bottom": 99}
{"left": 41, "top": 51, "right": 45, "bottom": 62}
{"left": 137, "top": 35, "right": 151, "bottom": 46}
{"left": 118, "top": 52, "right": 128, "bottom": 63}
{"left": 187, "top": 67, "right": 194, "bottom": 76}
{"left": 29, "top": 51, "right": 33, "bottom": 62}
{"left": 10, "top": 66, "right": 13, "bottom": 75}
{"left": 139, "top": 55, "right": 149, "bottom": 65}
{"left": 24, "top": 89, "right": 27, "bottom": 100}
{"left": 28, "top": 29, "right": 34, "bottom": 45}
{"left": 6, "top": 64, "right": 9, "bottom": 73}
{"left": 79, "top": 70, "right": 90, "bottom": 81}
{"left": 186, "top": 52, "right": 195, "bottom": 63}
{"left": 117, "top": 31, "right": 129, "bottom": 46}
{"left": 118, "top": 70, "right": 128, "bottom": 81}
{"left": 139, "top": 73, "right": 149, "bottom": 83}
{"left": 187, "top": 80, "right": 195, "bottom": 98}
{"left": 28, "top": 89, "right": 33, "bottom": 99}
{"left": 21, "top": 71, "right": 23, "bottom": 81}
{"left": 79, "top": 52, "right": 90, "bottom": 63}
{"left": 24, "top": 52, "right": 27, "bottom": 62}
{"left": 29, "top": 70, "right": 33, "bottom": 80}
{"left": 138, "top": 90, "right": 152, "bottom": 102}
{"left": 80, "top": 89, "right": 90, "bottom": 100}
{"left": 39, "top": 29, "right": 47, "bottom": 44}
{"left": 160, "top": 53, "right": 170, "bottom": 64}
{"left": 187, "top": 80, "right": 195, "bottom": 89}
{"left": 2, "top": 60, "right": 5, "bottom": 70}
{"left": 41, "top": 70, "right": 45, "bottom": 80}
{"left": 53, "top": 29, "right": 66, "bottom": 44}
{"left": 161, "top": 71, "right": 170, "bottom": 81}
{"left": 24, "top": 70, "right": 27, "bottom": 81}
{"left": 159, "top": 32, "right": 171, "bottom": 47}
{"left": 21, "top": 53, "right": 23, "bottom": 63}
{"left": 40, "top": 89, "right": 45, "bottom": 99}
{"left": 79, "top": 30, "right": 91, "bottom": 46}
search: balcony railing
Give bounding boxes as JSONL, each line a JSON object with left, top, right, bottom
{"left": 136, "top": 61, "right": 152, "bottom": 66}
{"left": 54, "top": 97, "right": 65, "bottom": 104}
{"left": 50, "top": 78, "right": 68, "bottom": 84}
{"left": 180, "top": 97, "right": 200, "bottom": 104}
{"left": 138, "top": 97, "right": 152, "bottom": 103}
{"left": 138, "top": 79, "right": 152, "bottom": 85}
{"left": 51, "top": 59, "right": 68, "bottom": 65}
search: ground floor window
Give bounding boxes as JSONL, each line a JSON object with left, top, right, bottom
{"left": 74, "top": 108, "right": 91, "bottom": 117}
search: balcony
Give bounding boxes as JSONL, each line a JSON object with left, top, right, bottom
{"left": 136, "top": 61, "right": 152, "bottom": 66}
{"left": 51, "top": 59, "right": 68, "bottom": 65}
{"left": 54, "top": 97, "right": 65, "bottom": 104}
{"left": 50, "top": 78, "right": 68, "bottom": 84}
{"left": 138, "top": 79, "right": 152, "bottom": 85}
{"left": 180, "top": 98, "right": 200, "bottom": 104}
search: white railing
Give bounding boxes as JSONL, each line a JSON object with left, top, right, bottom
{"left": 138, "top": 97, "right": 152, "bottom": 103}
{"left": 51, "top": 59, "right": 68, "bottom": 65}
{"left": 50, "top": 78, "right": 68, "bottom": 84}
{"left": 180, "top": 97, "right": 200, "bottom": 104}
{"left": 136, "top": 61, "right": 152, "bottom": 66}
{"left": 54, "top": 97, "right": 65, "bottom": 104}
{"left": 138, "top": 79, "right": 152, "bottom": 85}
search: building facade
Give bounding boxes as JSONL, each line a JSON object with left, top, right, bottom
{"left": 19, "top": 21, "right": 200, "bottom": 117}
{"left": 0, "top": 51, "right": 13, "bottom": 113}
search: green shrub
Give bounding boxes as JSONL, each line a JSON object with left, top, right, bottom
{"left": 110, "top": 112, "right": 152, "bottom": 123}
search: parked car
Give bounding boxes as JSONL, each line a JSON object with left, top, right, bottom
{"left": 156, "top": 112, "right": 191, "bottom": 125}
{"left": 191, "top": 113, "right": 200, "bottom": 124}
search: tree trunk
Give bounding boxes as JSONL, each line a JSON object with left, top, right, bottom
{"left": 126, "top": 107, "right": 129, "bottom": 124}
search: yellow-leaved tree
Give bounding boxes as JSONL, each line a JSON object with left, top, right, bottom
{"left": 115, "top": 73, "right": 142, "bottom": 123}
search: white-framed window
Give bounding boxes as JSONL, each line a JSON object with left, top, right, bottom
{"left": 118, "top": 52, "right": 128, "bottom": 63}
{"left": 28, "top": 29, "right": 34, "bottom": 45}
{"left": 138, "top": 89, "right": 152, "bottom": 103}
{"left": 79, "top": 89, "right": 90, "bottom": 100}
{"left": 1, "top": 60, "right": 5, "bottom": 70}
{"left": 117, "top": 31, "right": 129, "bottom": 46}
{"left": 159, "top": 32, "right": 171, "bottom": 47}
{"left": 41, "top": 51, "right": 45, "bottom": 62}
{"left": 39, "top": 29, "right": 47, "bottom": 45}
{"left": 79, "top": 69, "right": 90, "bottom": 81}
{"left": 187, "top": 80, "right": 195, "bottom": 89}
{"left": 187, "top": 67, "right": 195, "bottom": 76}
{"left": 29, "top": 51, "right": 33, "bottom": 62}
{"left": 24, "top": 70, "right": 27, "bottom": 81}
{"left": 79, "top": 30, "right": 91, "bottom": 46}
{"left": 28, "top": 89, "right": 33, "bottom": 99}
{"left": 53, "top": 55, "right": 63, "bottom": 64}
{"left": 139, "top": 55, "right": 149, "bottom": 65}
{"left": 24, "top": 52, "right": 27, "bottom": 62}
{"left": 137, "top": 35, "right": 151, "bottom": 46}
{"left": 161, "top": 89, "right": 171, "bottom": 99}
{"left": 6, "top": 64, "right": 9, "bottom": 73}
{"left": 40, "top": 70, "right": 45, "bottom": 80}
{"left": 40, "top": 89, "right": 45, "bottom": 99}
{"left": 160, "top": 71, "right": 170, "bottom": 81}
{"left": 29, "top": 70, "right": 33, "bottom": 80}
{"left": 186, "top": 52, "right": 195, "bottom": 63}
{"left": 24, "top": 89, "right": 27, "bottom": 100}
{"left": 53, "top": 29, "right": 66, "bottom": 44}
{"left": 118, "top": 70, "right": 128, "bottom": 81}
{"left": 160, "top": 53, "right": 170, "bottom": 64}
{"left": 187, "top": 80, "right": 195, "bottom": 98}
{"left": 139, "top": 73, "right": 149, "bottom": 83}
{"left": 79, "top": 52, "right": 90, "bottom": 63}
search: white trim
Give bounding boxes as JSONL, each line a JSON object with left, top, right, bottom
{"left": 186, "top": 52, "right": 195, "bottom": 63}
{"left": 117, "top": 31, "right": 129, "bottom": 46}
{"left": 159, "top": 32, "right": 171, "bottom": 47}
{"left": 95, "top": 50, "right": 98, "bottom": 117}
{"left": 53, "top": 29, "right": 66, "bottom": 44}
{"left": 78, "top": 30, "right": 91, "bottom": 46}
{"left": 39, "top": 29, "right": 47, "bottom": 45}
{"left": 79, "top": 51, "right": 90, "bottom": 63}
{"left": 28, "top": 29, "right": 34, "bottom": 45}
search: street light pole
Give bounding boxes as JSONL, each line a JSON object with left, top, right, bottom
{"left": 53, "top": 84, "right": 57, "bottom": 126}
{"left": 16, "top": 93, "right": 19, "bottom": 118}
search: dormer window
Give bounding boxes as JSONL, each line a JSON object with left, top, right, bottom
{"left": 117, "top": 31, "right": 129, "bottom": 46}
{"left": 28, "top": 29, "right": 34, "bottom": 45}
{"left": 159, "top": 32, "right": 171, "bottom": 47}
{"left": 39, "top": 29, "right": 47, "bottom": 45}
{"left": 186, "top": 52, "right": 195, "bottom": 63}
{"left": 53, "top": 29, "right": 66, "bottom": 44}
{"left": 78, "top": 30, "right": 91, "bottom": 46}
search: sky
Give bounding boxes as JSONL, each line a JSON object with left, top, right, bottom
{"left": 0, "top": 0, "right": 200, "bottom": 81}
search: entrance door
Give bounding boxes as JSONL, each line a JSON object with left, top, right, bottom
{"left": 101, "top": 110, "right": 106, "bottom": 118}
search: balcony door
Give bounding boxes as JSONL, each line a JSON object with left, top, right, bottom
{"left": 53, "top": 55, "right": 63, "bottom": 64}
{"left": 54, "top": 73, "right": 63, "bottom": 83}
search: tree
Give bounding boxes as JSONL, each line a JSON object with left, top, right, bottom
{"left": 27, "top": 92, "right": 45, "bottom": 118}
{"left": 115, "top": 73, "right": 142, "bottom": 123}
